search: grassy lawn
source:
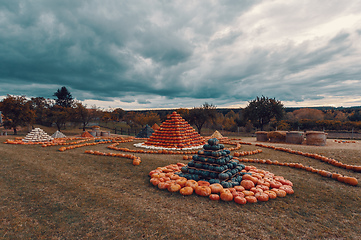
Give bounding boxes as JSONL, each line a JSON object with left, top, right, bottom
{"left": 0, "top": 131, "right": 360, "bottom": 239}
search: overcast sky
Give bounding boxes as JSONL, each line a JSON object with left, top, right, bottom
{"left": 1, "top": 0, "right": 361, "bottom": 110}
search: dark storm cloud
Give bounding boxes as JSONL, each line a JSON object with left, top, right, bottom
{"left": 1, "top": 0, "right": 361, "bottom": 109}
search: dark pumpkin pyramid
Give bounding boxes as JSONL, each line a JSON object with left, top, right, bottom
{"left": 143, "top": 111, "right": 205, "bottom": 149}
{"left": 136, "top": 124, "right": 154, "bottom": 138}
{"left": 177, "top": 138, "right": 245, "bottom": 188}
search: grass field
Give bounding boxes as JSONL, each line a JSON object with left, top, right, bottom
{"left": 0, "top": 132, "right": 360, "bottom": 239}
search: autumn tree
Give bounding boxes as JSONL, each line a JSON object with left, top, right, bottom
{"left": 124, "top": 111, "right": 137, "bottom": 128}
{"left": 111, "top": 108, "right": 125, "bottom": 122}
{"left": 243, "top": 96, "right": 284, "bottom": 130}
{"left": 53, "top": 86, "right": 74, "bottom": 108}
{"left": 73, "top": 102, "right": 99, "bottom": 131}
{"left": 143, "top": 112, "right": 160, "bottom": 126}
{"left": 176, "top": 108, "right": 190, "bottom": 118}
{"left": 223, "top": 110, "right": 237, "bottom": 131}
{"left": 0, "top": 95, "right": 35, "bottom": 134}
{"left": 30, "top": 97, "right": 53, "bottom": 126}
{"left": 101, "top": 111, "right": 113, "bottom": 126}
{"left": 348, "top": 110, "right": 361, "bottom": 121}
{"left": 212, "top": 112, "right": 225, "bottom": 130}
{"left": 292, "top": 108, "right": 324, "bottom": 120}
{"left": 187, "top": 103, "right": 217, "bottom": 134}
{"left": 49, "top": 105, "right": 70, "bottom": 131}
{"left": 234, "top": 110, "right": 247, "bottom": 128}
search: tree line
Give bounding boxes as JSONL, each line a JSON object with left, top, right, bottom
{"left": 1, "top": 88, "right": 360, "bottom": 135}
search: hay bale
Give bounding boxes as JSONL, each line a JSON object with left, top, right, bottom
{"left": 306, "top": 131, "right": 327, "bottom": 146}
{"left": 286, "top": 131, "right": 304, "bottom": 144}
{"left": 256, "top": 131, "right": 269, "bottom": 142}
{"left": 267, "top": 131, "right": 287, "bottom": 143}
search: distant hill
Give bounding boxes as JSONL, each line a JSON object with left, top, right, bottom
{"left": 126, "top": 106, "right": 361, "bottom": 115}
{"left": 284, "top": 106, "right": 361, "bottom": 112}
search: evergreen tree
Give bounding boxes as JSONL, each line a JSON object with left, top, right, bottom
{"left": 53, "top": 86, "right": 74, "bottom": 108}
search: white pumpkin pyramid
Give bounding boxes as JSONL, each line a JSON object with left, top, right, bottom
{"left": 23, "top": 128, "right": 53, "bottom": 142}
{"left": 51, "top": 130, "right": 66, "bottom": 139}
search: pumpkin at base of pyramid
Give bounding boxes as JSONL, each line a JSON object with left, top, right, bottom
{"left": 134, "top": 111, "right": 205, "bottom": 150}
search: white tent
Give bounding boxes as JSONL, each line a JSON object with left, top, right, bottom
{"left": 51, "top": 130, "right": 66, "bottom": 138}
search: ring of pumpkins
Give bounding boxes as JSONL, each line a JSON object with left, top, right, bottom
{"left": 149, "top": 163, "right": 294, "bottom": 204}
{"left": 149, "top": 138, "right": 295, "bottom": 204}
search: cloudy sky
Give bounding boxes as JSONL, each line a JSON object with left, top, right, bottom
{"left": 1, "top": 0, "right": 361, "bottom": 110}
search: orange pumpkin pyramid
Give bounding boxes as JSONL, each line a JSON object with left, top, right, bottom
{"left": 139, "top": 111, "right": 205, "bottom": 149}
{"left": 81, "top": 131, "right": 94, "bottom": 138}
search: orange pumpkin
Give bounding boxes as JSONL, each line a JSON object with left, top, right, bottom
{"left": 242, "top": 190, "right": 255, "bottom": 196}
{"left": 337, "top": 175, "right": 346, "bottom": 183}
{"left": 209, "top": 183, "right": 223, "bottom": 194}
{"left": 198, "top": 180, "right": 210, "bottom": 187}
{"left": 234, "top": 186, "right": 245, "bottom": 192}
{"left": 209, "top": 194, "right": 220, "bottom": 201}
{"left": 185, "top": 180, "right": 198, "bottom": 189}
{"left": 150, "top": 178, "right": 160, "bottom": 186}
{"left": 195, "top": 186, "right": 212, "bottom": 197}
{"left": 331, "top": 173, "right": 342, "bottom": 180}
{"left": 269, "top": 181, "right": 282, "bottom": 189}
{"left": 256, "top": 185, "right": 269, "bottom": 191}
{"left": 344, "top": 177, "right": 358, "bottom": 186}
{"left": 180, "top": 186, "right": 194, "bottom": 196}
{"left": 232, "top": 191, "right": 245, "bottom": 198}
{"left": 264, "top": 190, "right": 277, "bottom": 199}
{"left": 256, "top": 193, "right": 269, "bottom": 202}
{"left": 234, "top": 196, "right": 247, "bottom": 205}
{"left": 220, "top": 190, "right": 234, "bottom": 201}
{"left": 279, "top": 185, "right": 294, "bottom": 194}
{"left": 241, "top": 180, "right": 255, "bottom": 190}
{"left": 245, "top": 195, "right": 257, "bottom": 203}
{"left": 168, "top": 183, "right": 182, "bottom": 192}
{"left": 175, "top": 177, "right": 188, "bottom": 187}
{"left": 159, "top": 177, "right": 171, "bottom": 182}
{"left": 158, "top": 181, "right": 171, "bottom": 190}
{"left": 151, "top": 172, "right": 166, "bottom": 178}
{"left": 250, "top": 187, "right": 263, "bottom": 194}
{"left": 170, "top": 174, "right": 181, "bottom": 180}
{"left": 272, "top": 189, "right": 287, "bottom": 197}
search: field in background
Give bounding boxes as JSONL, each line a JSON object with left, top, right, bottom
{"left": 0, "top": 132, "right": 360, "bottom": 239}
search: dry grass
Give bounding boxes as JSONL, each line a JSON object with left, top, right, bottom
{"left": 0, "top": 135, "right": 360, "bottom": 239}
